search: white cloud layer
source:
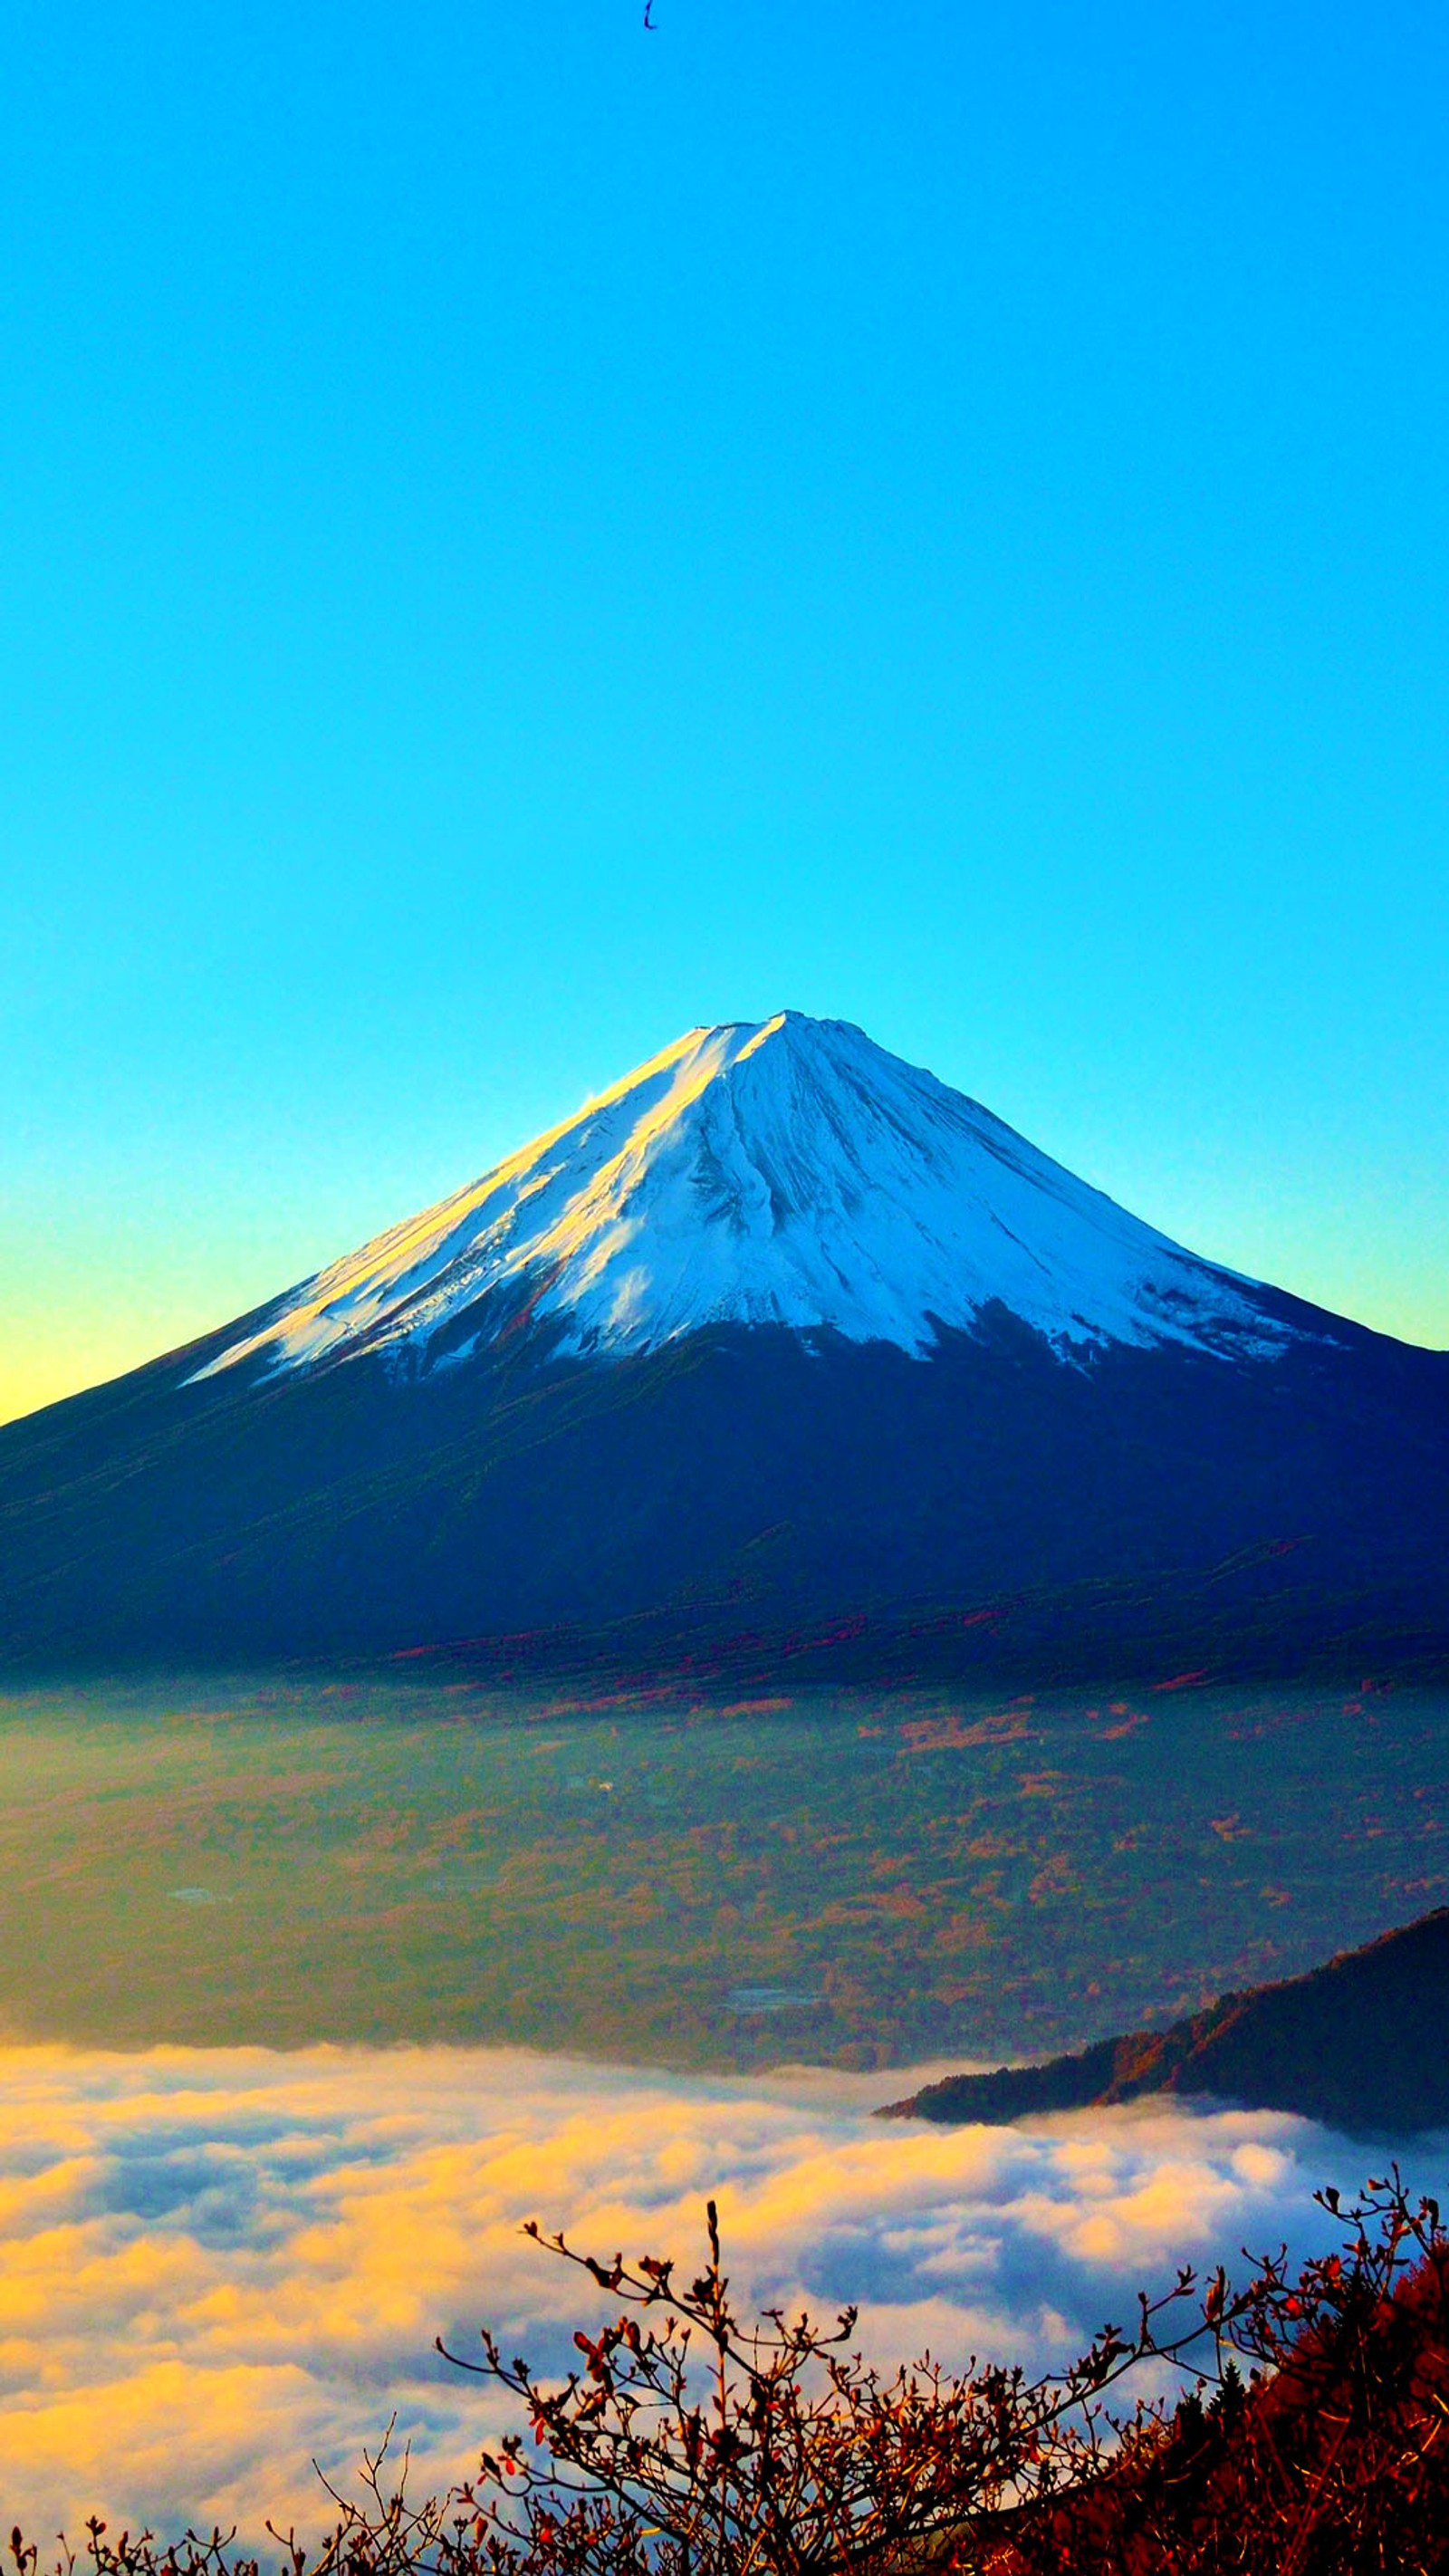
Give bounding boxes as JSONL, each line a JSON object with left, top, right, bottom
{"left": 0, "top": 2045, "right": 1442, "bottom": 2545}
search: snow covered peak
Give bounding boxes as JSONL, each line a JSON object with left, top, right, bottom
{"left": 193, "top": 1013, "right": 1298, "bottom": 1384}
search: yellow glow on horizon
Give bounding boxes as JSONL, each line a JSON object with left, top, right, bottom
{"left": 0, "top": 1268, "right": 256, "bottom": 1428}
{"left": 0, "top": 1315, "right": 178, "bottom": 1428}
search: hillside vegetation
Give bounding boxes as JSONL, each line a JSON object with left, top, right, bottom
{"left": 882, "top": 1904, "right": 1449, "bottom": 2136}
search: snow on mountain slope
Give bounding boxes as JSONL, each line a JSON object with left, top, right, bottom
{"left": 193, "top": 1013, "right": 1302, "bottom": 1384}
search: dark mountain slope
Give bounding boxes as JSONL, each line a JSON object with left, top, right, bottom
{"left": 1, "top": 1292, "right": 1446, "bottom": 1680}
{"left": 880, "top": 1908, "right": 1449, "bottom": 2135}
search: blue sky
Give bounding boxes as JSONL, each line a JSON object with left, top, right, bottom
{"left": 4, "top": 0, "right": 1447, "bottom": 1419}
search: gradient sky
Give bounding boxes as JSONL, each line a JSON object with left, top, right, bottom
{"left": 4, "top": 0, "right": 1447, "bottom": 1423}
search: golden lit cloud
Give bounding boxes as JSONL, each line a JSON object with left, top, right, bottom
{"left": 0, "top": 2046, "right": 1428, "bottom": 2542}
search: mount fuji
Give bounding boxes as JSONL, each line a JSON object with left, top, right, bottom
{"left": 2, "top": 1013, "right": 1445, "bottom": 1681}
{"left": 191, "top": 1014, "right": 1298, "bottom": 1381}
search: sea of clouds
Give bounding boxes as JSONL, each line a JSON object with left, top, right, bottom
{"left": 1, "top": 2045, "right": 1443, "bottom": 2545}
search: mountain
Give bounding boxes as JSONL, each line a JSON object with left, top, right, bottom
{"left": 191, "top": 1015, "right": 1297, "bottom": 1379}
{"left": 878, "top": 1908, "right": 1449, "bottom": 2135}
{"left": 1, "top": 1011, "right": 1446, "bottom": 1678}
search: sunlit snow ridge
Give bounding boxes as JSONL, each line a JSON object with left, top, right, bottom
{"left": 193, "top": 1013, "right": 1298, "bottom": 1383}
